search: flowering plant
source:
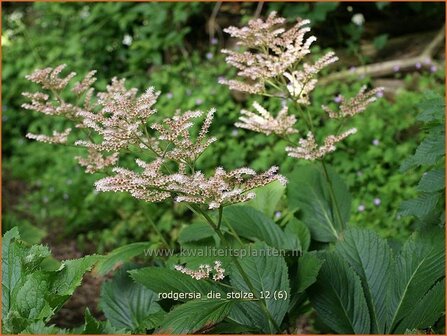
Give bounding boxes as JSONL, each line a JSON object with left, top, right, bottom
{"left": 9, "top": 11, "right": 445, "bottom": 335}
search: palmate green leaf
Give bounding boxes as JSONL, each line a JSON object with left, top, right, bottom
{"left": 130, "top": 267, "right": 222, "bottom": 301}
{"left": 229, "top": 242, "right": 290, "bottom": 333}
{"left": 308, "top": 252, "right": 371, "bottom": 334}
{"left": 223, "top": 205, "right": 295, "bottom": 250}
{"left": 246, "top": 180, "right": 285, "bottom": 218}
{"left": 287, "top": 164, "right": 351, "bottom": 242}
{"left": 335, "top": 229, "right": 393, "bottom": 333}
{"left": 158, "top": 299, "right": 234, "bottom": 334}
{"left": 389, "top": 233, "right": 445, "bottom": 333}
{"left": 95, "top": 242, "right": 157, "bottom": 275}
{"left": 418, "top": 169, "right": 445, "bottom": 192}
{"left": 99, "top": 265, "right": 162, "bottom": 332}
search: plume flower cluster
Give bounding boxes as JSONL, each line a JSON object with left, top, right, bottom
{"left": 95, "top": 161, "right": 285, "bottom": 209}
{"left": 26, "top": 128, "right": 71, "bottom": 144}
{"left": 286, "top": 128, "right": 357, "bottom": 160}
{"left": 222, "top": 12, "right": 381, "bottom": 161}
{"left": 174, "top": 261, "right": 225, "bottom": 281}
{"left": 220, "top": 12, "right": 319, "bottom": 95}
{"left": 235, "top": 102, "right": 297, "bottom": 136}
{"left": 322, "top": 85, "right": 384, "bottom": 119}
{"left": 23, "top": 65, "right": 286, "bottom": 209}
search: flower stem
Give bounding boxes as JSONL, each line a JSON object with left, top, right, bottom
{"left": 191, "top": 204, "right": 281, "bottom": 333}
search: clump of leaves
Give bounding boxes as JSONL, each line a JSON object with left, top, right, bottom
{"left": 399, "top": 91, "right": 445, "bottom": 226}
{"left": 1, "top": 228, "right": 99, "bottom": 334}
{"left": 308, "top": 228, "right": 445, "bottom": 334}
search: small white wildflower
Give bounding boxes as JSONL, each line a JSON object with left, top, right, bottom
{"left": 357, "top": 204, "right": 365, "bottom": 212}
{"left": 372, "top": 139, "right": 380, "bottom": 146}
{"left": 122, "top": 34, "right": 133, "bottom": 46}
{"left": 373, "top": 198, "right": 381, "bottom": 206}
{"left": 351, "top": 13, "right": 365, "bottom": 26}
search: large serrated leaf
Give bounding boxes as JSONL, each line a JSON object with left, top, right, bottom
{"left": 398, "top": 193, "right": 439, "bottom": 219}
{"left": 223, "top": 205, "right": 293, "bottom": 250}
{"left": 81, "top": 308, "right": 128, "bottom": 334}
{"left": 400, "top": 133, "right": 445, "bottom": 171}
{"left": 395, "top": 279, "right": 445, "bottom": 333}
{"left": 284, "top": 218, "right": 310, "bottom": 252}
{"left": 95, "top": 242, "right": 157, "bottom": 275}
{"left": 418, "top": 169, "right": 445, "bottom": 192}
{"left": 287, "top": 164, "right": 351, "bottom": 242}
{"left": 50, "top": 255, "right": 99, "bottom": 298}
{"left": 416, "top": 92, "right": 445, "bottom": 122}
{"left": 99, "top": 265, "right": 162, "bottom": 332}
{"left": 336, "top": 229, "right": 393, "bottom": 333}
{"left": 246, "top": 180, "right": 285, "bottom": 218}
{"left": 296, "top": 253, "right": 323, "bottom": 294}
{"left": 158, "top": 299, "right": 234, "bottom": 334}
{"left": 229, "top": 242, "right": 290, "bottom": 333}
{"left": 178, "top": 222, "right": 215, "bottom": 244}
{"left": 309, "top": 252, "right": 371, "bottom": 334}
{"left": 389, "top": 234, "right": 445, "bottom": 332}
{"left": 130, "top": 267, "right": 221, "bottom": 301}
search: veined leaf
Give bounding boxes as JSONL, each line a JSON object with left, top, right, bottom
{"left": 178, "top": 222, "right": 215, "bottom": 244}
{"left": 223, "top": 206, "right": 294, "bottom": 250}
{"left": 336, "top": 229, "right": 393, "bottom": 333}
{"left": 81, "top": 308, "right": 128, "bottom": 334}
{"left": 389, "top": 234, "right": 445, "bottom": 332}
{"left": 395, "top": 279, "right": 445, "bottom": 334}
{"left": 246, "top": 180, "right": 285, "bottom": 218}
{"left": 158, "top": 299, "right": 234, "bottom": 334}
{"left": 296, "top": 253, "right": 323, "bottom": 294}
{"left": 99, "top": 265, "right": 162, "bottom": 332}
{"left": 418, "top": 169, "right": 445, "bottom": 192}
{"left": 284, "top": 218, "right": 310, "bottom": 252}
{"left": 309, "top": 252, "right": 371, "bottom": 334}
{"left": 95, "top": 242, "right": 157, "bottom": 275}
{"left": 229, "top": 242, "right": 290, "bottom": 333}
{"left": 416, "top": 92, "right": 445, "bottom": 122}
{"left": 50, "top": 255, "right": 99, "bottom": 298}
{"left": 398, "top": 193, "right": 439, "bottom": 219}
{"left": 287, "top": 164, "right": 351, "bottom": 242}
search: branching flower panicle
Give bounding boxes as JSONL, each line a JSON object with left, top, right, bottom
{"left": 323, "top": 85, "right": 384, "bottom": 119}
{"left": 221, "top": 12, "right": 381, "bottom": 161}
{"left": 235, "top": 102, "right": 297, "bottom": 136}
{"left": 23, "top": 65, "right": 286, "bottom": 209}
{"left": 26, "top": 128, "right": 71, "bottom": 144}
{"left": 285, "top": 128, "right": 357, "bottom": 160}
